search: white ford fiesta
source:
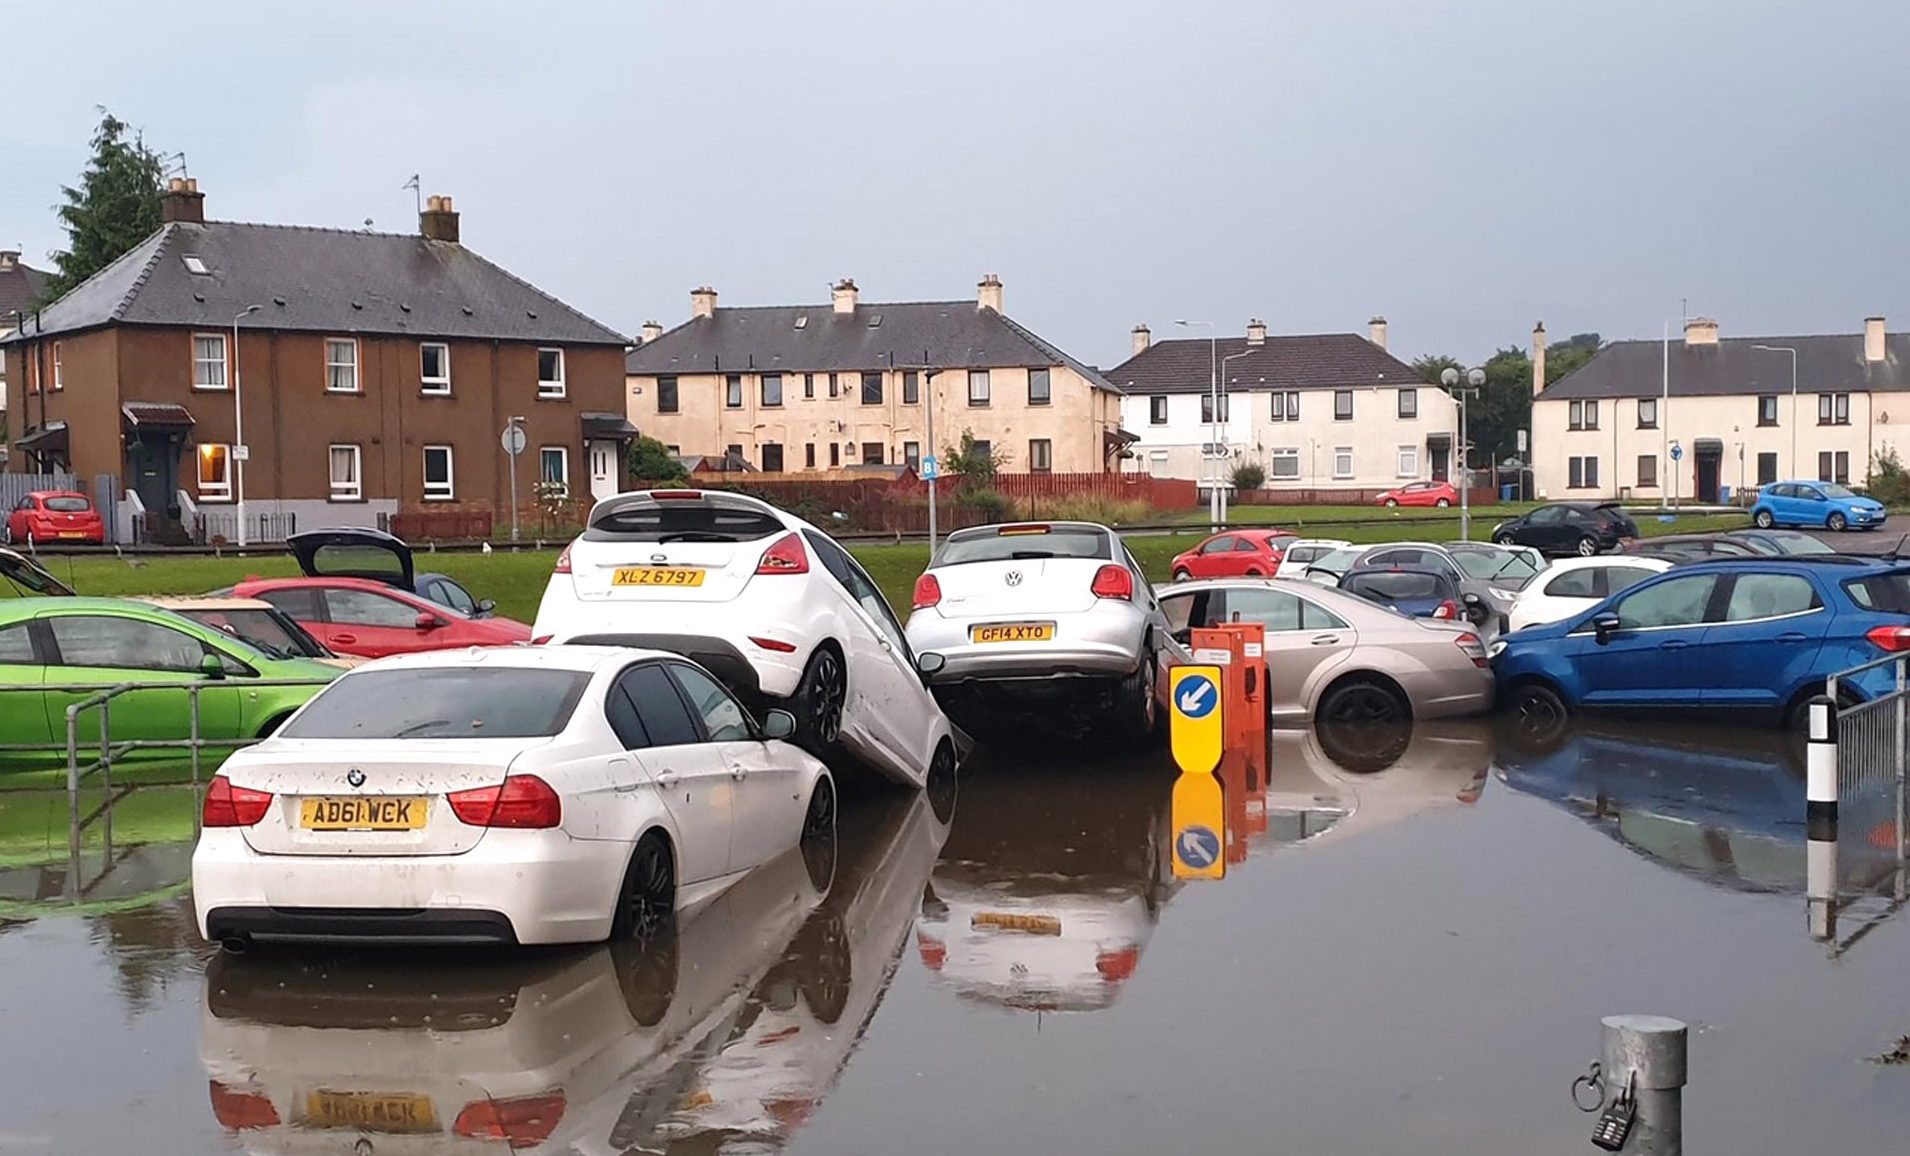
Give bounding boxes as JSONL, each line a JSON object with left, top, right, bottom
{"left": 192, "top": 644, "right": 835, "bottom": 948}
{"left": 532, "top": 488, "right": 958, "bottom": 790}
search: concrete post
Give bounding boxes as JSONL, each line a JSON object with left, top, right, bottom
{"left": 1601, "top": 1014, "right": 1687, "bottom": 1155}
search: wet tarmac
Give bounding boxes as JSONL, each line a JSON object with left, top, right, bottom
{"left": 4, "top": 718, "right": 1910, "bottom": 1154}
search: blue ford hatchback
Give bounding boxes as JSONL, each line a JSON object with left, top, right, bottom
{"left": 1490, "top": 556, "right": 1910, "bottom": 729}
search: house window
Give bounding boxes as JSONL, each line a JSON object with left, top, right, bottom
{"left": 1637, "top": 454, "right": 1658, "bottom": 488}
{"left": 1397, "top": 388, "right": 1417, "bottom": 419}
{"left": 1150, "top": 395, "right": 1168, "bottom": 424}
{"left": 805, "top": 443, "right": 817, "bottom": 469}
{"left": 325, "top": 338, "right": 359, "bottom": 392}
{"left": 903, "top": 371, "right": 920, "bottom": 405}
{"left": 537, "top": 348, "right": 566, "bottom": 398}
{"left": 1757, "top": 395, "right": 1779, "bottom": 426}
{"left": 861, "top": 371, "right": 883, "bottom": 405}
{"left": 1396, "top": 446, "right": 1418, "bottom": 477}
{"left": 1757, "top": 452, "right": 1778, "bottom": 485}
{"left": 828, "top": 372, "right": 839, "bottom": 398}
{"left": 193, "top": 334, "right": 228, "bottom": 390}
{"left": 725, "top": 444, "right": 744, "bottom": 467}
{"left": 657, "top": 375, "right": 679, "bottom": 413}
{"left": 903, "top": 441, "right": 920, "bottom": 471}
{"left": 51, "top": 342, "right": 62, "bottom": 391}
{"left": 761, "top": 443, "right": 784, "bottom": 472}
{"left": 1270, "top": 448, "right": 1300, "bottom": 480}
{"left": 1028, "top": 368, "right": 1052, "bottom": 406}
{"left": 1029, "top": 439, "right": 1053, "bottom": 473}
{"left": 420, "top": 343, "right": 450, "bottom": 394}
{"left": 762, "top": 373, "right": 783, "bottom": 407}
{"left": 1637, "top": 398, "right": 1657, "bottom": 429}
{"left": 803, "top": 373, "right": 815, "bottom": 400}
{"left": 423, "top": 445, "right": 454, "bottom": 500}
{"left": 1332, "top": 447, "right": 1354, "bottom": 479}
{"left": 1200, "top": 394, "right": 1231, "bottom": 423}
{"left": 1334, "top": 390, "right": 1353, "bottom": 421}
{"left": 968, "top": 369, "right": 991, "bottom": 406}
{"left": 197, "top": 443, "right": 232, "bottom": 501}
{"left": 971, "top": 439, "right": 993, "bottom": 463}
{"left": 725, "top": 374, "right": 743, "bottom": 408}
{"left": 1272, "top": 391, "right": 1300, "bottom": 421}
{"left": 540, "top": 447, "right": 569, "bottom": 497}
{"left": 861, "top": 442, "right": 885, "bottom": 465}
{"left": 1584, "top": 400, "right": 1599, "bottom": 429}
{"left": 1820, "top": 450, "right": 1850, "bottom": 484}
{"left": 329, "top": 444, "right": 362, "bottom": 500}
{"left": 1569, "top": 399, "right": 1601, "bottom": 430}
{"left": 829, "top": 443, "right": 840, "bottom": 467}
{"left": 1568, "top": 456, "right": 1600, "bottom": 489}
{"left": 1818, "top": 392, "right": 1850, "bottom": 425}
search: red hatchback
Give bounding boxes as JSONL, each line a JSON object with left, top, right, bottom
{"left": 229, "top": 576, "right": 531, "bottom": 658}
{"left": 1373, "top": 480, "right": 1458, "bottom": 508}
{"left": 1170, "top": 529, "right": 1297, "bottom": 581}
{"left": 6, "top": 491, "right": 105, "bottom": 545}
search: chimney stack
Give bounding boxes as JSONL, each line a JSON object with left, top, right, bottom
{"left": 419, "top": 194, "right": 460, "bottom": 242}
{"left": 160, "top": 176, "right": 205, "bottom": 224}
{"left": 832, "top": 278, "right": 858, "bottom": 314}
{"left": 640, "top": 320, "right": 663, "bottom": 344}
{"left": 690, "top": 287, "right": 718, "bottom": 320}
{"left": 1683, "top": 317, "right": 1720, "bottom": 347}
{"left": 1246, "top": 319, "right": 1267, "bottom": 346}
{"left": 1866, "top": 316, "right": 1887, "bottom": 363}
{"left": 1131, "top": 324, "right": 1151, "bottom": 357}
{"left": 0, "top": 250, "right": 16, "bottom": 271}
{"left": 977, "top": 273, "right": 1003, "bottom": 313}
{"left": 1368, "top": 316, "right": 1388, "bottom": 350}
{"left": 1532, "top": 321, "right": 1547, "bottom": 398}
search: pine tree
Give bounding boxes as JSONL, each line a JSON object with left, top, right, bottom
{"left": 43, "top": 109, "right": 169, "bottom": 301}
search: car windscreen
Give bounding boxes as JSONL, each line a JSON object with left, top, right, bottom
{"left": 179, "top": 608, "right": 326, "bottom": 659}
{"left": 1843, "top": 571, "right": 1910, "bottom": 614}
{"left": 41, "top": 496, "right": 91, "bottom": 512}
{"left": 1453, "top": 549, "right": 1539, "bottom": 587}
{"left": 1763, "top": 533, "right": 1835, "bottom": 555}
{"left": 936, "top": 526, "right": 1111, "bottom": 565}
{"left": 280, "top": 668, "right": 592, "bottom": 739}
{"left": 1306, "top": 548, "right": 1362, "bottom": 575}
{"left": 1343, "top": 571, "right": 1447, "bottom": 601}
{"left": 585, "top": 498, "right": 784, "bottom": 543}
{"left": 1820, "top": 484, "right": 1859, "bottom": 500}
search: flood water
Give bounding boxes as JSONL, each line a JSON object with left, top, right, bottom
{"left": 4, "top": 719, "right": 1910, "bottom": 1154}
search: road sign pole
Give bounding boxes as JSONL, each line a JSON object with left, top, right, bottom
{"left": 924, "top": 368, "right": 941, "bottom": 553}
{"left": 502, "top": 418, "right": 528, "bottom": 542}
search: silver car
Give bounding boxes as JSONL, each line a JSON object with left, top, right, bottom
{"left": 904, "top": 521, "right": 1167, "bottom": 735}
{"left": 1155, "top": 577, "right": 1494, "bottom": 725}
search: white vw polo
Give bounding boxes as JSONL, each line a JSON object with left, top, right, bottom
{"left": 192, "top": 644, "right": 835, "bottom": 948}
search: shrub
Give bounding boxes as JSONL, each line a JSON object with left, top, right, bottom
{"left": 1869, "top": 448, "right": 1910, "bottom": 508}
{"left": 955, "top": 488, "right": 1015, "bottom": 522}
{"left": 627, "top": 436, "right": 688, "bottom": 484}
{"left": 1018, "top": 495, "right": 1154, "bottom": 525}
{"left": 1230, "top": 463, "right": 1266, "bottom": 492}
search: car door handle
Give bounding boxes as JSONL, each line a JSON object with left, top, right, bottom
{"left": 1777, "top": 632, "right": 1810, "bottom": 643}
{"left": 1310, "top": 634, "right": 1340, "bottom": 646}
{"left": 332, "top": 633, "right": 357, "bottom": 645}
{"left": 654, "top": 770, "right": 679, "bottom": 790}
{"left": 1659, "top": 640, "right": 1689, "bottom": 650}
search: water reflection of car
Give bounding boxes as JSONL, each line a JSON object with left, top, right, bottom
{"left": 916, "top": 751, "right": 1174, "bottom": 1013}
{"left": 200, "top": 841, "right": 830, "bottom": 1154}
{"left": 1258, "top": 720, "right": 1493, "bottom": 852}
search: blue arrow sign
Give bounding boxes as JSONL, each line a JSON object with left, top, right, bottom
{"left": 1174, "top": 673, "right": 1218, "bottom": 719}
{"left": 1176, "top": 824, "right": 1222, "bottom": 870}
{"left": 1670, "top": 442, "right": 1683, "bottom": 461}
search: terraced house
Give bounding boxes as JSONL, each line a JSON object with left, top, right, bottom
{"left": 3, "top": 180, "right": 631, "bottom": 542}
{"left": 625, "top": 275, "right": 1129, "bottom": 476}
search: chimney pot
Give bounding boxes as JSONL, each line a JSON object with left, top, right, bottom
{"left": 1131, "top": 324, "right": 1151, "bottom": 357}
{"left": 160, "top": 177, "right": 206, "bottom": 224}
{"left": 1246, "top": 319, "right": 1267, "bottom": 346}
{"left": 1866, "top": 316, "right": 1887, "bottom": 363}
{"left": 691, "top": 286, "right": 719, "bottom": 320}
{"left": 977, "top": 273, "right": 1004, "bottom": 313}
{"left": 832, "top": 278, "right": 859, "bottom": 314}
{"left": 640, "top": 320, "right": 664, "bottom": 344}
{"left": 1368, "top": 315, "right": 1388, "bottom": 350}
{"left": 419, "top": 192, "right": 460, "bottom": 242}
{"left": 1532, "top": 321, "right": 1548, "bottom": 398}
{"left": 1683, "top": 317, "right": 1720, "bottom": 347}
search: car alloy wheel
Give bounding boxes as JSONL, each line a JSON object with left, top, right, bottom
{"left": 795, "top": 647, "right": 846, "bottom": 749}
{"left": 1828, "top": 512, "right": 1849, "bottom": 532}
{"left": 1754, "top": 509, "right": 1775, "bottom": 529}
{"left": 1436, "top": 497, "right": 1451, "bottom": 507}
{"left": 1576, "top": 536, "right": 1600, "bottom": 556}
{"left": 1385, "top": 498, "right": 1400, "bottom": 507}
{"left": 1172, "top": 568, "right": 1192, "bottom": 582}
{"left": 927, "top": 741, "right": 959, "bottom": 824}
{"left": 1509, "top": 681, "right": 1569, "bottom": 737}
{"left": 612, "top": 834, "right": 675, "bottom": 942}
{"left": 1494, "top": 533, "right": 1516, "bottom": 546}
{"left": 800, "top": 776, "right": 837, "bottom": 891}
{"left": 1318, "top": 678, "right": 1406, "bottom": 727}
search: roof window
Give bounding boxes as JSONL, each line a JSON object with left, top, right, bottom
{"left": 181, "top": 255, "right": 209, "bottom": 275}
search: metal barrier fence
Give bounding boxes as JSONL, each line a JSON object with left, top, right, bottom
{"left": 1827, "top": 654, "right": 1909, "bottom": 883}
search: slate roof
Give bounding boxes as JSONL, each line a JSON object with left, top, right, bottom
{"left": 0, "top": 256, "right": 47, "bottom": 317}
{"left": 1541, "top": 332, "right": 1910, "bottom": 399}
{"left": 4, "top": 221, "right": 626, "bottom": 346}
{"left": 625, "top": 300, "right": 1120, "bottom": 393}
{"left": 1106, "top": 333, "right": 1420, "bottom": 394}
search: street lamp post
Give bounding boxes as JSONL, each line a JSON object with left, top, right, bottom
{"left": 1219, "top": 349, "right": 1255, "bottom": 519}
{"left": 1440, "top": 366, "right": 1485, "bottom": 540}
{"left": 1751, "top": 344, "right": 1799, "bottom": 482}
{"left": 232, "top": 305, "right": 262, "bottom": 546}
{"left": 1176, "top": 320, "right": 1222, "bottom": 530}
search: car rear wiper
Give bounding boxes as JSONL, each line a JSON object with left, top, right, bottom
{"left": 389, "top": 719, "right": 455, "bottom": 738}
{"left": 656, "top": 531, "right": 740, "bottom": 543}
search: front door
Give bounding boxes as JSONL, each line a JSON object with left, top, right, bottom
{"left": 1429, "top": 440, "right": 1450, "bottom": 482}
{"left": 1695, "top": 448, "right": 1722, "bottom": 503}
{"left": 617, "top": 660, "right": 734, "bottom": 883}
{"left": 588, "top": 440, "right": 621, "bottom": 503}
{"left": 667, "top": 661, "right": 800, "bottom": 874}
{"left": 126, "top": 434, "right": 179, "bottom": 516}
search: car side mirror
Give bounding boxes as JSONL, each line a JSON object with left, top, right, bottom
{"left": 415, "top": 612, "right": 444, "bottom": 630}
{"left": 475, "top": 598, "right": 497, "bottom": 616}
{"left": 1591, "top": 612, "right": 1620, "bottom": 645}
{"left": 760, "top": 709, "right": 797, "bottom": 741}
{"left": 199, "top": 652, "right": 227, "bottom": 680}
{"left": 916, "top": 652, "right": 947, "bottom": 677}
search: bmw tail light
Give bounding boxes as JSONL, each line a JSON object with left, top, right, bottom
{"left": 1431, "top": 599, "right": 1458, "bottom": 620}
{"left": 1867, "top": 624, "right": 1910, "bottom": 652}
{"left": 913, "top": 573, "right": 942, "bottom": 609}
{"left": 1453, "top": 631, "right": 1489, "bottom": 669}
{"left": 1091, "top": 564, "right": 1134, "bottom": 600}
{"left": 453, "top": 1093, "right": 566, "bottom": 1147}
{"left": 203, "top": 775, "right": 273, "bottom": 828}
{"left": 209, "top": 1081, "right": 281, "bottom": 1130}
{"left": 1095, "top": 945, "right": 1140, "bottom": 982}
{"left": 756, "top": 532, "right": 810, "bottom": 575}
{"left": 553, "top": 542, "right": 573, "bottom": 575}
{"left": 448, "top": 775, "right": 562, "bottom": 829}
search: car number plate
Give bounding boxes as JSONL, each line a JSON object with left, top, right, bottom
{"left": 58, "top": 531, "right": 84, "bottom": 539}
{"left": 612, "top": 567, "right": 705, "bottom": 587}
{"left": 303, "top": 1091, "right": 438, "bottom": 1133}
{"left": 299, "top": 796, "right": 427, "bottom": 830}
{"left": 971, "top": 622, "right": 1055, "bottom": 643}
{"left": 972, "top": 911, "right": 1062, "bottom": 935}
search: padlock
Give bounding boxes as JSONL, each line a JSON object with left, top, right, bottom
{"left": 1590, "top": 1073, "right": 1636, "bottom": 1152}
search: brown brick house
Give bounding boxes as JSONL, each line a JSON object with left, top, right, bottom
{"left": 3, "top": 180, "right": 632, "bottom": 542}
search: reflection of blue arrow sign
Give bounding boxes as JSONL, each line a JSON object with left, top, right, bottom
{"left": 1175, "top": 674, "right": 1218, "bottom": 719}
{"left": 1176, "top": 825, "right": 1221, "bottom": 869}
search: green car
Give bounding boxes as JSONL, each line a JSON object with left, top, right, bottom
{"left": 0, "top": 598, "right": 339, "bottom": 754}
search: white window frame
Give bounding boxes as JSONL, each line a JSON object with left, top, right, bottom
{"left": 1333, "top": 446, "right": 1354, "bottom": 479}
{"left": 193, "top": 333, "right": 229, "bottom": 391}
{"left": 325, "top": 338, "right": 360, "bottom": 393}
{"left": 537, "top": 347, "right": 566, "bottom": 399}
{"left": 420, "top": 342, "right": 451, "bottom": 394}
{"left": 1270, "top": 448, "right": 1301, "bottom": 480}
{"left": 539, "top": 446, "right": 570, "bottom": 497}
{"left": 329, "top": 444, "right": 363, "bottom": 501}
{"left": 51, "top": 342, "right": 62, "bottom": 391}
{"left": 423, "top": 445, "right": 455, "bottom": 501}
{"left": 1396, "top": 445, "right": 1419, "bottom": 478}
{"left": 197, "top": 442, "right": 233, "bottom": 501}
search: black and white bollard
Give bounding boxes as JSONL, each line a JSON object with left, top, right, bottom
{"left": 1601, "top": 1014, "right": 1687, "bottom": 1154}
{"left": 1806, "top": 695, "right": 1839, "bottom": 941}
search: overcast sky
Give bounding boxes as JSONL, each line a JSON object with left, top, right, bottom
{"left": 6, "top": 0, "right": 1906, "bottom": 369}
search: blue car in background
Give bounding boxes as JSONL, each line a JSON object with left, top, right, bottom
{"left": 1489, "top": 556, "right": 1910, "bottom": 731}
{"left": 1751, "top": 480, "right": 1887, "bottom": 532}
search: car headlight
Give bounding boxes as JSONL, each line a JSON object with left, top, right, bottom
{"left": 1486, "top": 639, "right": 1508, "bottom": 659}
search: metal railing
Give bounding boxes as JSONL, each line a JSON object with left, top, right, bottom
{"left": 1826, "top": 653, "right": 1909, "bottom": 881}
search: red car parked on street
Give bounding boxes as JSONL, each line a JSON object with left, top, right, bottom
{"left": 1169, "top": 529, "right": 1298, "bottom": 581}
{"left": 6, "top": 491, "right": 105, "bottom": 545}
{"left": 1373, "top": 480, "right": 1458, "bottom": 508}
{"left": 227, "top": 576, "right": 531, "bottom": 658}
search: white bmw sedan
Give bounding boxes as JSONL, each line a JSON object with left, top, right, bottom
{"left": 533, "top": 489, "right": 956, "bottom": 791}
{"left": 192, "top": 644, "right": 834, "bottom": 948}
